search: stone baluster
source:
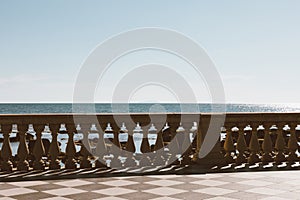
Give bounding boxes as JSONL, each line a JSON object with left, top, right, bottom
{"left": 248, "top": 124, "right": 261, "bottom": 166}
{"left": 79, "top": 124, "right": 92, "bottom": 169}
{"left": 161, "top": 122, "right": 171, "bottom": 163}
{"left": 0, "top": 125, "right": 13, "bottom": 172}
{"left": 112, "top": 124, "right": 120, "bottom": 148}
{"left": 141, "top": 131, "right": 150, "bottom": 154}
{"left": 95, "top": 126, "right": 106, "bottom": 168}
{"left": 140, "top": 129, "right": 151, "bottom": 167}
{"left": 223, "top": 125, "right": 235, "bottom": 165}
{"left": 181, "top": 123, "right": 194, "bottom": 166}
{"left": 287, "top": 123, "right": 299, "bottom": 165}
{"left": 48, "top": 124, "right": 61, "bottom": 170}
{"left": 125, "top": 131, "right": 135, "bottom": 153}
{"left": 153, "top": 128, "right": 165, "bottom": 166}
{"left": 270, "top": 126, "right": 277, "bottom": 148}
{"left": 65, "top": 124, "right": 77, "bottom": 169}
{"left": 261, "top": 124, "right": 274, "bottom": 165}
{"left": 154, "top": 129, "right": 164, "bottom": 152}
{"left": 236, "top": 125, "right": 248, "bottom": 166}
{"left": 168, "top": 123, "right": 180, "bottom": 165}
{"left": 16, "top": 125, "right": 29, "bottom": 171}
{"left": 122, "top": 124, "right": 135, "bottom": 167}
{"left": 274, "top": 124, "right": 286, "bottom": 165}
{"left": 32, "top": 125, "right": 46, "bottom": 170}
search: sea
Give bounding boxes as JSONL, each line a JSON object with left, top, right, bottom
{"left": 0, "top": 103, "right": 300, "bottom": 114}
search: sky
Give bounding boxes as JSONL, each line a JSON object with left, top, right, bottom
{"left": 0, "top": 1, "right": 300, "bottom": 104}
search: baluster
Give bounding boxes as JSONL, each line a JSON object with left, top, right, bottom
{"left": 236, "top": 125, "right": 247, "bottom": 166}
{"left": 223, "top": 125, "right": 235, "bottom": 165}
{"left": 153, "top": 126, "right": 165, "bottom": 166}
{"left": 27, "top": 124, "right": 36, "bottom": 167}
{"left": 125, "top": 130, "right": 135, "bottom": 153}
{"left": 287, "top": 123, "right": 299, "bottom": 165}
{"left": 179, "top": 124, "right": 192, "bottom": 166}
{"left": 48, "top": 124, "right": 61, "bottom": 170}
{"left": 261, "top": 124, "right": 274, "bottom": 165}
{"left": 104, "top": 123, "right": 121, "bottom": 168}
{"left": 244, "top": 126, "right": 252, "bottom": 147}
{"left": 296, "top": 125, "right": 300, "bottom": 153}
{"left": 270, "top": 126, "right": 278, "bottom": 148}
{"left": 161, "top": 122, "right": 171, "bottom": 163}
{"left": 274, "top": 124, "right": 287, "bottom": 165}
{"left": 248, "top": 124, "right": 261, "bottom": 166}
{"left": 140, "top": 126, "right": 151, "bottom": 167}
{"left": 79, "top": 124, "right": 92, "bottom": 169}
{"left": 95, "top": 124, "right": 106, "bottom": 168}
{"left": 32, "top": 125, "right": 46, "bottom": 170}
{"left": 167, "top": 122, "right": 180, "bottom": 165}
{"left": 65, "top": 124, "right": 77, "bottom": 169}
{"left": 141, "top": 131, "right": 150, "bottom": 154}
{"left": 123, "top": 124, "right": 136, "bottom": 167}
{"left": 16, "top": 125, "right": 29, "bottom": 171}
{"left": 189, "top": 122, "right": 198, "bottom": 157}
{"left": 154, "top": 128, "right": 164, "bottom": 152}
{"left": 1, "top": 125, "right": 13, "bottom": 172}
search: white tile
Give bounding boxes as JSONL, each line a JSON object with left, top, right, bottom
{"left": 186, "top": 174, "right": 222, "bottom": 179}
{"left": 92, "top": 188, "right": 136, "bottom": 196}
{"left": 193, "top": 187, "right": 237, "bottom": 196}
{"left": 143, "top": 187, "right": 185, "bottom": 196}
{"left": 0, "top": 198, "right": 16, "bottom": 200}
{"left": 43, "top": 188, "right": 86, "bottom": 196}
{"left": 55, "top": 179, "right": 93, "bottom": 187}
{"left": 0, "top": 188, "right": 37, "bottom": 196}
{"left": 191, "top": 180, "right": 228, "bottom": 186}
{"left": 239, "top": 180, "right": 273, "bottom": 187}
{"left": 9, "top": 181, "right": 48, "bottom": 187}
{"left": 266, "top": 171, "right": 300, "bottom": 179}
{"left": 229, "top": 173, "right": 264, "bottom": 179}
{"left": 282, "top": 179, "right": 300, "bottom": 186}
{"left": 276, "top": 192, "right": 300, "bottom": 200}
{"left": 145, "top": 180, "right": 182, "bottom": 187}
{"left": 150, "top": 197, "right": 181, "bottom": 200}
{"left": 206, "top": 197, "right": 237, "bottom": 200}
{"left": 41, "top": 197, "right": 73, "bottom": 200}
{"left": 260, "top": 197, "right": 290, "bottom": 200}
{"left": 99, "top": 180, "right": 137, "bottom": 187}
{"left": 246, "top": 188, "right": 285, "bottom": 195}
{"left": 93, "top": 197, "right": 127, "bottom": 200}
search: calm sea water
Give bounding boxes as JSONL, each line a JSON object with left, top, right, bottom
{"left": 0, "top": 103, "right": 300, "bottom": 114}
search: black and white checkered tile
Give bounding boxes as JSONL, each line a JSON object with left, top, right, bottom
{"left": 1, "top": 170, "right": 300, "bottom": 200}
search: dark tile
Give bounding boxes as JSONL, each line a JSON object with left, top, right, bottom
{"left": 224, "top": 191, "right": 268, "bottom": 200}
{"left": 124, "top": 183, "right": 158, "bottom": 191}
{"left": 75, "top": 183, "right": 111, "bottom": 191}
{"left": 121, "top": 191, "right": 159, "bottom": 200}
{"left": 14, "top": 192, "right": 54, "bottom": 200}
{"left": 170, "top": 191, "right": 214, "bottom": 200}
{"left": 171, "top": 183, "right": 206, "bottom": 191}
{"left": 28, "top": 183, "right": 63, "bottom": 191}
{"left": 66, "top": 191, "right": 108, "bottom": 200}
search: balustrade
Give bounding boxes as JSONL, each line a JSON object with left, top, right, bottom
{"left": 1, "top": 113, "right": 300, "bottom": 176}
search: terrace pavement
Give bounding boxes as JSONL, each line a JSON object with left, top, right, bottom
{"left": 0, "top": 170, "right": 300, "bottom": 200}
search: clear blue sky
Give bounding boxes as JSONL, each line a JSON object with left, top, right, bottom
{"left": 0, "top": 1, "right": 299, "bottom": 103}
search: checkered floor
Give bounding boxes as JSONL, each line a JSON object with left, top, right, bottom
{"left": 1, "top": 170, "right": 300, "bottom": 200}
